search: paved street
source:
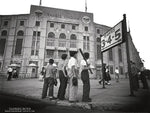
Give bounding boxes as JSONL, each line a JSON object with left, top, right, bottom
{"left": 0, "top": 93, "right": 120, "bottom": 113}
{"left": 0, "top": 77, "right": 150, "bottom": 112}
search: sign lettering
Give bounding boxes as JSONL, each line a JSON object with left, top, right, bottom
{"left": 101, "top": 21, "right": 123, "bottom": 52}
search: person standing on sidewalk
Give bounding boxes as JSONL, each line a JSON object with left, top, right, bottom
{"left": 67, "top": 51, "right": 78, "bottom": 103}
{"left": 7, "top": 67, "right": 13, "bottom": 81}
{"left": 41, "top": 59, "right": 57, "bottom": 100}
{"left": 115, "top": 67, "right": 119, "bottom": 82}
{"left": 57, "top": 54, "right": 68, "bottom": 100}
{"left": 130, "top": 61, "right": 139, "bottom": 91}
{"left": 105, "top": 66, "right": 111, "bottom": 85}
{"left": 80, "top": 52, "right": 91, "bottom": 102}
{"left": 140, "top": 66, "right": 149, "bottom": 89}
{"left": 39, "top": 67, "right": 46, "bottom": 81}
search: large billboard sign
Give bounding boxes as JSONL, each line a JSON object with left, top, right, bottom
{"left": 101, "top": 21, "right": 123, "bottom": 52}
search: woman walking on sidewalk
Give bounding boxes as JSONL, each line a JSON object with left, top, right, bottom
{"left": 105, "top": 66, "right": 111, "bottom": 85}
{"left": 99, "top": 64, "right": 107, "bottom": 85}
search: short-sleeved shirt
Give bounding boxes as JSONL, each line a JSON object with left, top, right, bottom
{"left": 58, "top": 59, "right": 68, "bottom": 71}
{"left": 45, "top": 64, "right": 56, "bottom": 78}
{"left": 67, "top": 57, "right": 77, "bottom": 69}
{"left": 67, "top": 57, "right": 78, "bottom": 77}
{"left": 8, "top": 67, "right": 13, "bottom": 72}
{"left": 80, "top": 59, "right": 89, "bottom": 70}
{"left": 115, "top": 69, "right": 119, "bottom": 74}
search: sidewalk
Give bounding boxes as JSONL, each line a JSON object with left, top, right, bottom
{"left": 0, "top": 77, "right": 150, "bottom": 111}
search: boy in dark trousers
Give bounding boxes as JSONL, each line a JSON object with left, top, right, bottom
{"left": 41, "top": 59, "right": 57, "bottom": 100}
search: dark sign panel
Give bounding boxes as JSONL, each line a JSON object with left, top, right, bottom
{"left": 101, "top": 21, "right": 123, "bottom": 52}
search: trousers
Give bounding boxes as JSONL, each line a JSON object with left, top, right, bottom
{"left": 57, "top": 70, "right": 68, "bottom": 100}
{"left": 81, "top": 70, "right": 90, "bottom": 101}
{"left": 41, "top": 77, "right": 54, "bottom": 99}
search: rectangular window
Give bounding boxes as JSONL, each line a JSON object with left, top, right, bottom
{"left": 87, "top": 36, "right": 89, "bottom": 41}
{"left": 46, "top": 50, "right": 54, "bottom": 58}
{"left": 50, "top": 23, "right": 54, "bottom": 27}
{"left": 35, "top": 21, "right": 40, "bottom": 26}
{"left": 32, "top": 31, "right": 40, "bottom": 56}
{"left": 15, "top": 39, "right": 23, "bottom": 55}
{"left": 118, "top": 48, "right": 123, "bottom": 62}
{"left": 110, "top": 66, "right": 114, "bottom": 74}
{"left": 85, "top": 26, "right": 88, "bottom": 31}
{"left": 108, "top": 49, "right": 113, "bottom": 61}
{"left": 32, "top": 37, "right": 36, "bottom": 47}
{"left": 83, "top": 36, "right": 86, "bottom": 40}
{"left": 119, "top": 66, "right": 124, "bottom": 75}
{"left": 97, "top": 45, "right": 101, "bottom": 59}
{"left": 35, "top": 50, "right": 39, "bottom": 55}
{"left": 87, "top": 42, "right": 90, "bottom": 50}
{"left": 83, "top": 36, "right": 90, "bottom": 50}
{"left": 3, "top": 21, "right": 8, "bottom": 26}
{"left": 33, "top": 31, "right": 41, "bottom": 36}
{"left": 20, "top": 21, "right": 24, "bottom": 26}
{"left": 0, "top": 39, "right": 6, "bottom": 55}
{"left": 33, "top": 31, "right": 36, "bottom": 36}
{"left": 36, "top": 41, "right": 40, "bottom": 49}
{"left": 31, "top": 50, "right": 34, "bottom": 55}
{"left": 61, "top": 24, "right": 65, "bottom": 29}
{"left": 97, "top": 29, "right": 100, "bottom": 34}
{"left": 37, "top": 31, "right": 41, "bottom": 36}
{"left": 72, "top": 25, "right": 76, "bottom": 30}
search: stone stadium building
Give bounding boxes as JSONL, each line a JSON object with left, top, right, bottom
{"left": 0, "top": 5, "right": 143, "bottom": 78}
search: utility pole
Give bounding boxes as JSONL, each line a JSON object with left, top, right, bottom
{"left": 100, "top": 35, "right": 105, "bottom": 88}
{"left": 123, "top": 14, "right": 135, "bottom": 96}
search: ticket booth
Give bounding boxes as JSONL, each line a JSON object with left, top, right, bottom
{"left": 27, "top": 63, "right": 38, "bottom": 78}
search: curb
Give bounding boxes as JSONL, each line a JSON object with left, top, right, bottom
{"left": 0, "top": 91, "right": 126, "bottom": 111}
{"left": 0, "top": 91, "right": 56, "bottom": 105}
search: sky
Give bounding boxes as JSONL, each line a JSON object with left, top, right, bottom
{"left": 0, "top": 0, "right": 150, "bottom": 69}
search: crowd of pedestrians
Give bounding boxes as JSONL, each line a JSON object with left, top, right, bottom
{"left": 7, "top": 51, "right": 149, "bottom": 103}
{"left": 39, "top": 50, "right": 149, "bottom": 103}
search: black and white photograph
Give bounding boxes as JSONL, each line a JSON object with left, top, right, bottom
{"left": 0, "top": 0, "right": 150, "bottom": 113}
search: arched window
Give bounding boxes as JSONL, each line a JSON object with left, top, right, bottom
{"left": 70, "top": 34, "right": 77, "bottom": 40}
{"left": 17, "top": 30, "right": 24, "bottom": 36}
{"left": 59, "top": 33, "right": 66, "bottom": 39}
{"left": 48, "top": 32, "right": 55, "bottom": 38}
{"left": 1, "top": 30, "right": 7, "bottom": 36}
